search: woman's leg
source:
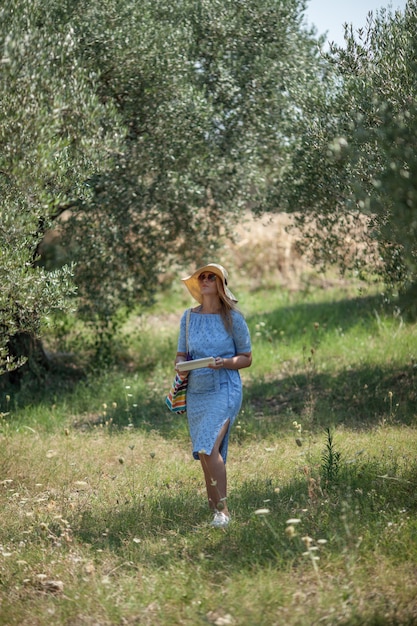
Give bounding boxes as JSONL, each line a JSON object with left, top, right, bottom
{"left": 199, "top": 420, "right": 230, "bottom": 517}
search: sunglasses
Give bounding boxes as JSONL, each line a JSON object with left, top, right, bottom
{"left": 198, "top": 272, "right": 217, "bottom": 283}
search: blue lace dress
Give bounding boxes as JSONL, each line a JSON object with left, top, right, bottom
{"left": 177, "top": 309, "right": 252, "bottom": 463}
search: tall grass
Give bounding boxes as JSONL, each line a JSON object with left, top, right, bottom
{"left": 1, "top": 279, "right": 416, "bottom": 625}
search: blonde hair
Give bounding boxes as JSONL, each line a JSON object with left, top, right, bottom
{"left": 216, "top": 276, "right": 239, "bottom": 333}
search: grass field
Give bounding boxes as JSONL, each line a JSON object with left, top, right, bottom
{"left": 1, "top": 264, "right": 417, "bottom": 625}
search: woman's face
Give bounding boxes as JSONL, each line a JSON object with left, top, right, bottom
{"left": 198, "top": 272, "right": 219, "bottom": 297}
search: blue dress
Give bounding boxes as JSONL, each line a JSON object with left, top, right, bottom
{"left": 177, "top": 309, "right": 252, "bottom": 463}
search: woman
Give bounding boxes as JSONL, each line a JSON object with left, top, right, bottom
{"left": 175, "top": 263, "right": 252, "bottom": 528}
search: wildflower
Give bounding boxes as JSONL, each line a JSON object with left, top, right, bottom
{"left": 254, "top": 508, "right": 270, "bottom": 515}
{"left": 286, "top": 525, "right": 296, "bottom": 538}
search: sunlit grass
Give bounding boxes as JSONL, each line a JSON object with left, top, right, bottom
{"left": 1, "top": 279, "right": 417, "bottom": 624}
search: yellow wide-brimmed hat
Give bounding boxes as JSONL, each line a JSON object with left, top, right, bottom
{"left": 182, "top": 263, "right": 238, "bottom": 304}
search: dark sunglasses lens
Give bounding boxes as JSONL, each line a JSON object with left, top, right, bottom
{"left": 199, "top": 273, "right": 217, "bottom": 282}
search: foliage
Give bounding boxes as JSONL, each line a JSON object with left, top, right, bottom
{"left": 57, "top": 0, "right": 320, "bottom": 321}
{"left": 3, "top": 0, "right": 416, "bottom": 379}
{"left": 321, "top": 427, "right": 341, "bottom": 484}
{"left": 0, "top": 0, "right": 124, "bottom": 371}
{"left": 1, "top": 0, "right": 325, "bottom": 371}
{"left": 272, "top": 2, "right": 417, "bottom": 293}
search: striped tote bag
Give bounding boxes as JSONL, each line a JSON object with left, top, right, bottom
{"left": 165, "top": 373, "right": 188, "bottom": 414}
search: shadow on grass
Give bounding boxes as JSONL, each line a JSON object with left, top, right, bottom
{"left": 71, "top": 355, "right": 415, "bottom": 437}
{"left": 244, "top": 360, "right": 417, "bottom": 433}
{"left": 246, "top": 292, "right": 388, "bottom": 341}
{"left": 70, "top": 452, "right": 417, "bottom": 575}
{"left": 2, "top": 291, "right": 415, "bottom": 437}
{"left": 3, "top": 356, "right": 414, "bottom": 439}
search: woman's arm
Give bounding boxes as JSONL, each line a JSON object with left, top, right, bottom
{"left": 211, "top": 352, "right": 252, "bottom": 371}
{"left": 175, "top": 309, "right": 189, "bottom": 367}
{"left": 224, "top": 352, "right": 252, "bottom": 370}
{"left": 175, "top": 352, "right": 187, "bottom": 365}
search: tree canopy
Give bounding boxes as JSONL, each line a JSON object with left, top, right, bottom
{"left": 57, "top": 0, "right": 320, "bottom": 320}
{"left": 273, "top": 2, "right": 417, "bottom": 292}
{"left": 0, "top": 0, "right": 123, "bottom": 372}
{"left": 1, "top": 0, "right": 416, "bottom": 376}
{"left": 1, "top": 0, "right": 321, "bottom": 372}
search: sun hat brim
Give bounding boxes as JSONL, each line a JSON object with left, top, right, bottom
{"left": 181, "top": 263, "right": 238, "bottom": 304}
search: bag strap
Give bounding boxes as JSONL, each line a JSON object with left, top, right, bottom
{"left": 185, "top": 307, "right": 191, "bottom": 355}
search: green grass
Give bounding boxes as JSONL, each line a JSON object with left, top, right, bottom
{"left": 1, "top": 279, "right": 417, "bottom": 625}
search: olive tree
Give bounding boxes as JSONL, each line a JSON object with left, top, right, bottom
{"left": 59, "top": 0, "right": 320, "bottom": 322}
{"left": 1, "top": 0, "right": 323, "bottom": 374}
{"left": 272, "top": 2, "right": 417, "bottom": 294}
{"left": 0, "top": 0, "right": 124, "bottom": 374}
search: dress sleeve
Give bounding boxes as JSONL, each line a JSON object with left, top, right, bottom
{"left": 232, "top": 311, "right": 252, "bottom": 353}
{"left": 177, "top": 310, "right": 188, "bottom": 353}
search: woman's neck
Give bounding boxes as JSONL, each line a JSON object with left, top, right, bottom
{"left": 200, "top": 296, "right": 221, "bottom": 314}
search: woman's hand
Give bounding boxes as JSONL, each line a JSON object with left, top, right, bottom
{"left": 175, "top": 353, "right": 189, "bottom": 378}
{"left": 211, "top": 356, "right": 225, "bottom": 370}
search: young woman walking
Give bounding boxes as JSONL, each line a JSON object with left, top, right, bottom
{"left": 174, "top": 263, "right": 252, "bottom": 527}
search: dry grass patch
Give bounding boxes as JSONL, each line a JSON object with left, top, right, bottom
{"left": 1, "top": 421, "right": 417, "bottom": 625}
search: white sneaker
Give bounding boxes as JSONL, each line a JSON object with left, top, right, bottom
{"left": 211, "top": 511, "right": 231, "bottom": 528}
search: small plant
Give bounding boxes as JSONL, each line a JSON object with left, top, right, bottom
{"left": 381, "top": 390, "right": 398, "bottom": 426}
{"left": 254, "top": 320, "right": 278, "bottom": 342}
{"left": 284, "top": 517, "right": 328, "bottom": 582}
{"left": 321, "top": 427, "right": 341, "bottom": 484}
{"left": 292, "top": 419, "right": 303, "bottom": 447}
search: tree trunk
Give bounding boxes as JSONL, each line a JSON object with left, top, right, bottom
{"left": 3, "top": 333, "right": 50, "bottom": 387}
